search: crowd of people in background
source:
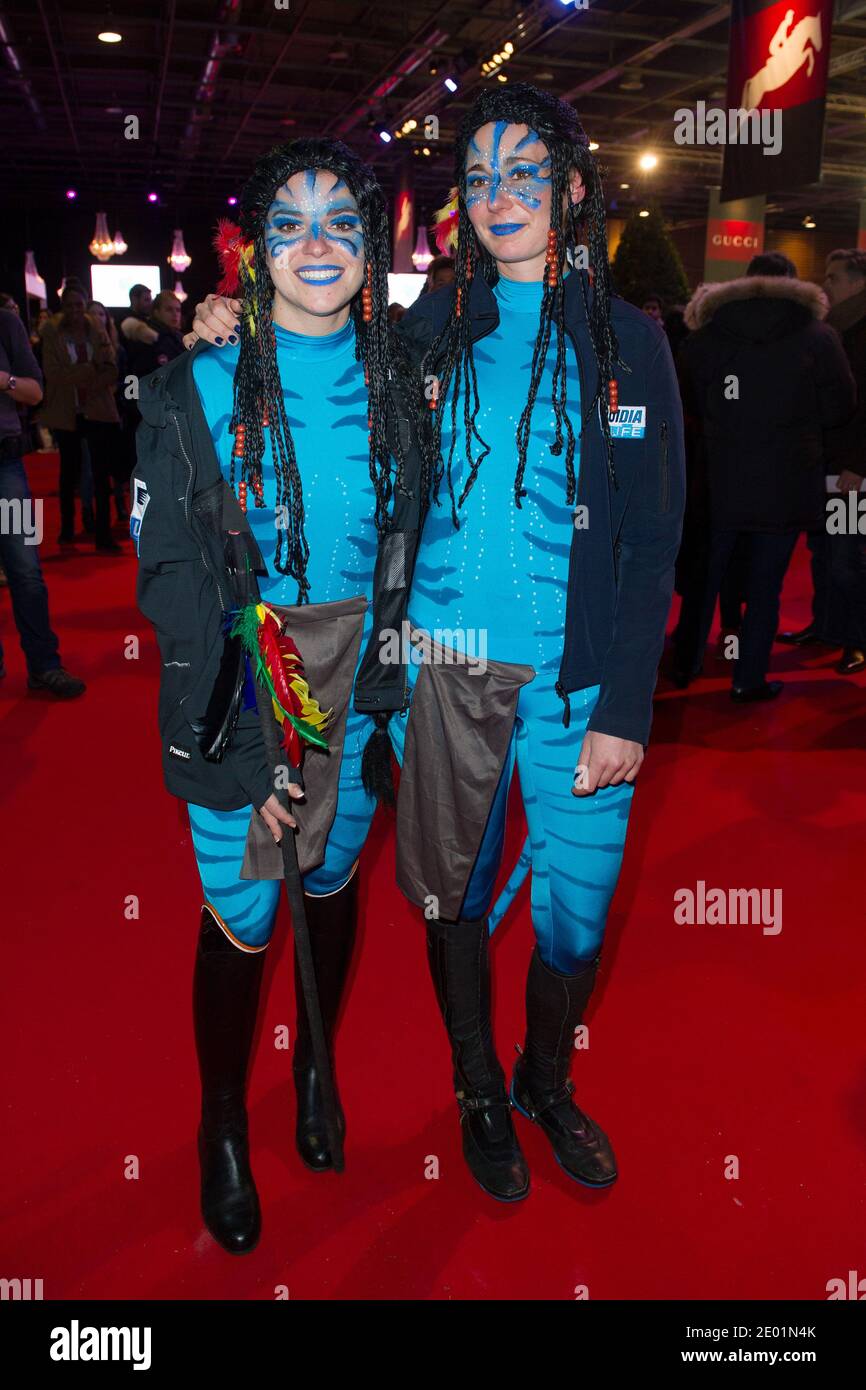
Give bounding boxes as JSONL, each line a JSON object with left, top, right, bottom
{"left": 1, "top": 244, "right": 864, "bottom": 704}
{"left": 0, "top": 283, "right": 186, "bottom": 698}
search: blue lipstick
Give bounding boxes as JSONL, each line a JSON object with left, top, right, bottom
{"left": 490, "top": 223, "right": 524, "bottom": 237}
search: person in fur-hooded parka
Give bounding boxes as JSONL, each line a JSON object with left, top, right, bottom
{"left": 674, "top": 253, "right": 856, "bottom": 696}
{"left": 680, "top": 264, "right": 855, "bottom": 532}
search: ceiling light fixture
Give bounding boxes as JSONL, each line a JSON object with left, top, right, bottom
{"left": 88, "top": 212, "right": 115, "bottom": 262}
{"left": 168, "top": 229, "right": 191, "bottom": 273}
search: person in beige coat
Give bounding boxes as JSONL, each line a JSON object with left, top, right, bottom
{"left": 39, "top": 287, "right": 123, "bottom": 550}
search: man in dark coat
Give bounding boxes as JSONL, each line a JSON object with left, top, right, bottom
{"left": 780, "top": 248, "right": 866, "bottom": 672}
{"left": 677, "top": 252, "right": 856, "bottom": 700}
{"left": 149, "top": 291, "right": 185, "bottom": 366}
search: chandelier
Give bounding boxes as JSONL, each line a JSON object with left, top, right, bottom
{"left": 112, "top": 228, "right": 128, "bottom": 256}
{"left": 168, "top": 228, "right": 191, "bottom": 273}
{"left": 411, "top": 225, "right": 433, "bottom": 272}
{"left": 89, "top": 212, "right": 115, "bottom": 262}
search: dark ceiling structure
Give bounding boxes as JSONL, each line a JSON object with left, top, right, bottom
{"left": 2, "top": 0, "right": 866, "bottom": 232}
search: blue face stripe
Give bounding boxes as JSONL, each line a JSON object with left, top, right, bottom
{"left": 513, "top": 128, "right": 541, "bottom": 153}
{"left": 490, "top": 120, "right": 507, "bottom": 203}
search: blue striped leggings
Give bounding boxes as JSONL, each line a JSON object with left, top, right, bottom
{"left": 388, "top": 666, "right": 634, "bottom": 972}
{"left": 187, "top": 703, "right": 378, "bottom": 950}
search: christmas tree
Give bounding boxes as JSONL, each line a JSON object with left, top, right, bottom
{"left": 610, "top": 207, "right": 691, "bottom": 309}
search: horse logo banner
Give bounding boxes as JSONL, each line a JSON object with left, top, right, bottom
{"left": 721, "top": 0, "right": 833, "bottom": 201}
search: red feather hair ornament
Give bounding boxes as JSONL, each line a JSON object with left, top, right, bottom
{"left": 213, "top": 218, "right": 254, "bottom": 298}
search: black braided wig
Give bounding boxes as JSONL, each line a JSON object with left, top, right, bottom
{"left": 231, "top": 137, "right": 428, "bottom": 603}
{"left": 430, "top": 82, "right": 625, "bottom": 526}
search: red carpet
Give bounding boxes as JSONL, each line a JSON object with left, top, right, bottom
{"left": 3, "top": 453, "right": 865, "bottom": 1300}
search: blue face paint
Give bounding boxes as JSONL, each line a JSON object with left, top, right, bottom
{"left": 464, "top": 123, "right": 552, "bottom": 214}
{"left": 265, "top": 170, "right": 364, "bottom": 272}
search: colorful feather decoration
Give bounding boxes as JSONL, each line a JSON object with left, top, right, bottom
{"left": 213, "top": 219, "right": 257, "bottom": 333}
{"left": 431, "top": 188, "right": 460, "bottom": 256}
{"left": 230, "top": 602, "right": 332, "bottom": 768}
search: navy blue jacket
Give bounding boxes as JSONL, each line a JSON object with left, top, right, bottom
{"left": 396, "top": 270, "right": 686, "bottom": 746}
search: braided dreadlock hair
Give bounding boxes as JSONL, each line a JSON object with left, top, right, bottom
{"left": 228, "top": 138, "right": 421, "bottom": 603}
{"left": 430, "top": 82, "right": 624, "bottom": 525}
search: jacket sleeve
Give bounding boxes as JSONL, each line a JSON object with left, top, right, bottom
{"left": 87, "top": 327, "right": 118, "bottom": 391}
{"left": 586, "top": 331, "right": 686, "bottom": 747}
{"left": 1, "top": 312, "right": 43, "bottom": 387}
{"left": 819, "top": 324, "right": 862, "bottom": 476}
{"left": 121, "top": 317, "right": 159, "bottom": 345}
{"left": 132, "top": 420, "right": 273, "bottom": 812}
{"left": 393, "top": 294, "right": 435, "bottom": 370}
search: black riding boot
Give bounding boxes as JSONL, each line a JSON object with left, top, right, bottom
{"left": 193, "top": 905, "right": 267, "bottom": 1254}
{"left": 511, "top": 946, "right": 617, "bottom": 1187}
{"left": 426, "top": 915, "right": 530, "bottom": 1202}
{"left": 292, "top": 872, "right": 358, "bottom": 1171}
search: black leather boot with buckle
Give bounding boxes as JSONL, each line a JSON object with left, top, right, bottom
{"left": 511, "top": 946, "right": 617, "bottom": 1188}
{"left": 426, "top": 915, "right": 530, "bottom": 1203}
{"left": 193, "top": 905, "right": 267, "bottom": 1254}
{"left": 292, "top": 871, "right": 358, "bottom": 1171}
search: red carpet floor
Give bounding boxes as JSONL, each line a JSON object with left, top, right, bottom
{"left": 2, "top": 453, "right": 865, "bottom": 1301}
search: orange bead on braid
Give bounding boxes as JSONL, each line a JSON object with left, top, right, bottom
{"left": 231, "top": 423, "right": 247, "bottom": 507}
{"left": 362, "top": 261, "right": 373, "bottom": 323}
{"left": 546, "top": 227, "right": 559, "bottom": 288}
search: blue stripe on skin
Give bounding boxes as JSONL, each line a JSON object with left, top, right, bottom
{"left": 513, "top": 128, "right": 541, "bottom": 153}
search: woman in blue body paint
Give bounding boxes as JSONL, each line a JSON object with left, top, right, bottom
{"left": 140, "top": 139, "right": 428, "bottom": 1253}
{"left": 383, "top": 84, "right": 684, "bottom": 1203}
{"left": 192, "top": 87, "right": 685, "bottom": 1207}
